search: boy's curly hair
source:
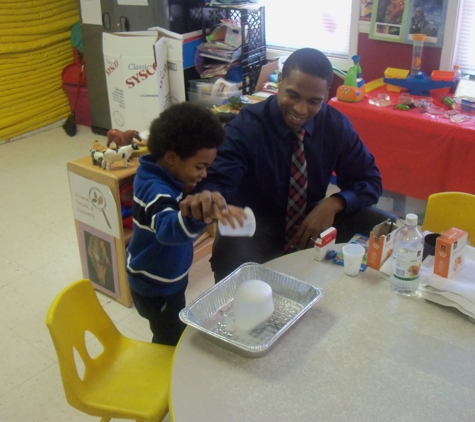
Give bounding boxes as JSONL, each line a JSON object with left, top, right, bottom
{"left": 147, "top": 102, "right": 224, "bottom": 160}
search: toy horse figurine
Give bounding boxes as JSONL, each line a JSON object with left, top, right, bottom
{"left": 107, "top": 129, "right": 142, "bottom": 148}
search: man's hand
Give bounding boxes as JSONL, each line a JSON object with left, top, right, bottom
{"left": 222, "top": 205, "right": 248, "bottom": 229}
{"left": 180, "top": 191, "right": 247, "bottom": 228}
{"left": 287, "top": 196, "right": 345, "bottom": 251}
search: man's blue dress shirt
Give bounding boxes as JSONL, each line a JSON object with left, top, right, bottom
{"left": 198, "top": 95, "right": 382, "bottom": 224}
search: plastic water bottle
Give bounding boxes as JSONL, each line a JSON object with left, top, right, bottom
{"left": 389, "top": 213, "right": 424, "bottom": 296}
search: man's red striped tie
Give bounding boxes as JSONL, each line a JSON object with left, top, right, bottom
{"left": 285, "top": 128, "right": 307, "bottom": 251}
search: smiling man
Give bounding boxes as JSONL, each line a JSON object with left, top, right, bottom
{"left": 185, "top": 48, "right": 396, "bottom": 282}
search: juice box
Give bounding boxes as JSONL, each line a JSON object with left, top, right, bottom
{"left": 366, "top": 219, "right": 400, "bottom": 270}
{"left": 433, "top": 227, "right": 468, "bottom": 278}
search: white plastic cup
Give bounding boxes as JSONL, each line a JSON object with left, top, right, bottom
{"left": 234, "top": 280, "right": 274, "bottom": 332}
{"left": 218, "top": 207, "right": 256, "bottom": 237}
{"left": 342, "top": 244, "right": 365, "bottom": 276}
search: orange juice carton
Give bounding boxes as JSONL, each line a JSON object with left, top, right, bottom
{"left": 367, "top": 219, "right": 400, "bottom": 270}
{"left": 433, "top": 227, "right": 468, "bottom": 278}
{"left": 314, "top": 227, "right": 337, "bottom": 261}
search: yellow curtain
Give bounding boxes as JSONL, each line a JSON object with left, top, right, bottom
{"left": 0, "top": 0, "right": 79, "bottom": 141}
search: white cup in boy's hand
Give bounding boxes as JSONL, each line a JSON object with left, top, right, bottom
{"left": 218, "top": 207, "right": 256, "bottom": 237}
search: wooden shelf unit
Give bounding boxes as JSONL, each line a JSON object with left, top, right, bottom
{"left": 67, "top": 154, "right": 215, "bottom": 307}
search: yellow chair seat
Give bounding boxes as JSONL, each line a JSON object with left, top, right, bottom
{"left": 421, "top": 192, "right": 475, "bottom": 241}
{"left": 46, "top": 279, "right": 175, "bottom": 422}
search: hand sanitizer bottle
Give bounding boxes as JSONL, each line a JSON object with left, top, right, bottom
{"left": 389, "top": 213, "right": 424, "bottom": 296}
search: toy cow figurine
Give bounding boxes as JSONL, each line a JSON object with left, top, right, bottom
{"left": 90, "top": 149, "right": 104, "bottom": 167}
{"left": 107, "top": 129, "right": 142, "bottom": 148}
{"left": 102, "top": 142, "right": 140, "bottom": 171}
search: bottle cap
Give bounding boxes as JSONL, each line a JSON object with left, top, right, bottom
{"left": 405, "top": 213, "right": 418, "bottom": 226}
{"left": 412, "top": 33, "right": 427, "bottom": 42}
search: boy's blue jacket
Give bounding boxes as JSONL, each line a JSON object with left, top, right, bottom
{"left": 126, "top": 154, "right": 207, "bottom": 296}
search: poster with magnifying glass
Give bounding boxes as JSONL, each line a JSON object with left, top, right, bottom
{"left": 68, "top": 171, "right": 121, "bottom": 239}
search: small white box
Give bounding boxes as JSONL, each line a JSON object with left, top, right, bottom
{"left": 314, "top": 227, "right": 337, "bottom": 261}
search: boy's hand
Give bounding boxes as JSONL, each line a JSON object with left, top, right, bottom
{"left": 180, "top": 192, "right": 247, "bottom": 227}
{"left": 180, "top": 191, "right": 229, "bottom": 224}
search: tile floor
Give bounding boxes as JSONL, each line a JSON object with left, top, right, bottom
{"left": 0, "top": 124, "right": 215, "bottom": 421}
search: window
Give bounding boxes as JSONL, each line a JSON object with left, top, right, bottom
{"left": 441, "top": 0, "right": 475, "bottom": 74}
{"left": 263, "top": 0, "right": 360, "bottom": 71}
{"left": 452, "top": 0, "right": 475, "bottom": 74}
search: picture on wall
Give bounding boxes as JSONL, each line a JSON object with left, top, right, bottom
{"left": 404, "top": 0, "right": 448, "bottom": 48}
{"left": 78, "top": 221, "right": 120, "bottom": 298}
{"left": 370, "top": 0, "right": 448, "bottom": 47}
{"left": 369, "top": 0, "right": 409, "bottom": 42}
{"left": 360, "top": 0, "right": 374, "bottom": 21}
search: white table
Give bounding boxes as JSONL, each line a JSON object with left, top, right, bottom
{"left": 170, "top": 249, "right": 475, "bottom": 422}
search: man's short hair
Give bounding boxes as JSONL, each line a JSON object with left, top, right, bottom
{"left": 282, "top": 48, "right": 334, "bottom": 88}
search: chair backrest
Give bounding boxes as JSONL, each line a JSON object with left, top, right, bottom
{"left": 45, "top": 279, "right": 122, "bottom": 410}
{"left": 421, "top": 192, "right": 475, "bottom": 241}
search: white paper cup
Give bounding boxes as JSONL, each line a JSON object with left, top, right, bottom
{"left": 342, "top": 244, "right": 365, "bottom": 276}
{"left": 218, "top": 207, "right": 256, "bottom": 237}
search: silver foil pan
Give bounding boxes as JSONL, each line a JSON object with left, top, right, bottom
{"left": 180, "top": 263, "right": 323, "bottom": 357}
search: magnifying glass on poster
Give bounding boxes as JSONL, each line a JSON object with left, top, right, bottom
{"left": 89, "top": 187, "right": 112, "bottom": 229}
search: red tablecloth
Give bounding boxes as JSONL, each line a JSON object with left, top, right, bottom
{"left": 329, "top": 87, "right": 475, "bottom": 200}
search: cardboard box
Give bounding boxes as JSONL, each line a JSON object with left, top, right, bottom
{"left": 152, "top": 27, "right": 203, "bottom": 109}
{"left": 103, "top": 31, "right": 161, "bottom": 133}
{"left": 314, "top": 227, "right": 337, "bottom": 261}
{"left": 366, "top": 219, "right": 400, "bottom": 270}
{"left": 433, "top": 227, "right": 468, "bottom": 278}
{"left": 103, "top": 28, "right": 202, "bottom": 132}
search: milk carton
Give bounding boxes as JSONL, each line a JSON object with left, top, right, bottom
{"left": 433, "top": 227, "right": 468, "bottom": 278}
{"left": 314, "top": 227, "right": 337, "bottom": 261}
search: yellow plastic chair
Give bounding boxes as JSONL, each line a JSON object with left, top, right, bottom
{"left": 421, "top": 192, "right": 475, "bottom": 241}
{"left": 46, "top": 279, "right": 175, "bottom": 422}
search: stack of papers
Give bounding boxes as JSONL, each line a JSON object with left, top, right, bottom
{"left": 380, "top": 244, "right": 475, "bottom": 320}
{"left": 198, "top": 43, "right": 242, "bottom": 63}
{"left": 199, "top": 20, "right": 242, "bottom": 64}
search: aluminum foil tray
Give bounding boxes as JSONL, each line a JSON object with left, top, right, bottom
{"left": 180, "top": 263, "right": 323, "bottom": 357}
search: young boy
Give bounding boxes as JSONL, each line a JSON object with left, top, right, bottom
{"left": 126, "top": 102, "right": 244, "bottom": 346}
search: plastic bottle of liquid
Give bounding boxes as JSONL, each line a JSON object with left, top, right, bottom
{"left": 389, "top": 213, "right": 424, "bottom": 296}
{"left": 450, "top": 64, "right": 462, "bottom": 94}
